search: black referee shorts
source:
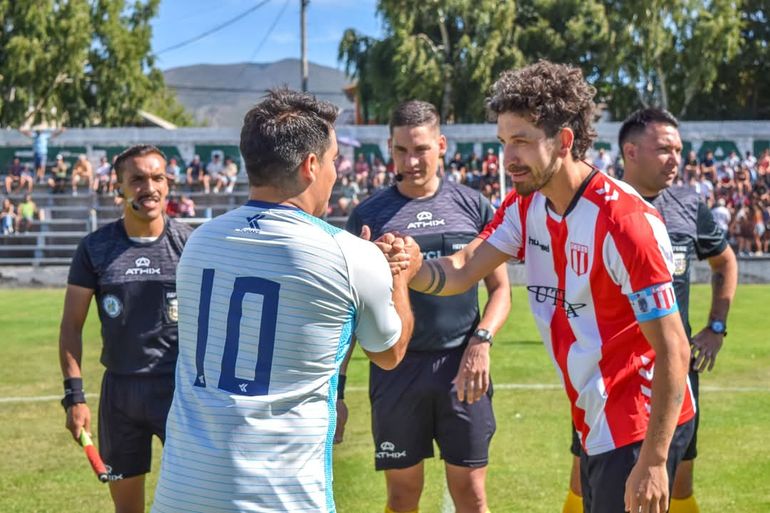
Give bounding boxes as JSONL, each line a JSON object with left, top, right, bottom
{"left": 369, "top": 345, "right": 496, "bottom": 471}
{"left": 579, "top": 418, "right": 695, "bottom": 513}
{"left": 682, "top": 367, "right": 699, "bottom": 461}
{"left": 98, "top": 372, "right": 175, "bottom": 480}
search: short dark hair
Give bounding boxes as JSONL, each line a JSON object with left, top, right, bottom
{"left": 487, "top": 60, "right": 597, "bottom": 160}
{"left": 618, "top": 108, "right": 679, "bottom": 158}
{"left": 389, "top": 100, "right": 440, "bottom": 133}
{"left": 113, "top": 144, "right": 167, "bottom": 181}
{"left": 240, "top": 88, "right": 338, "bottom": 188}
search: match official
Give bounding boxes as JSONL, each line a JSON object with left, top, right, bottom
{"left": 59, "top": 145, "right": 192, "bottom": 513}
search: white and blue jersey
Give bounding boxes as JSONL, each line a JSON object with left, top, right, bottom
{"left": 152, "top": 200, "right": 401, "bottom": 513}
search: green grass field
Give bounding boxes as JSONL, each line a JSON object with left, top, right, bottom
{"left": 1, "top": 285, "right": 769, "bottom": 512}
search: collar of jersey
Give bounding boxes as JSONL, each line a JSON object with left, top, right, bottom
{"left": 245, "top": 200, "right": 302, "bottom": 211}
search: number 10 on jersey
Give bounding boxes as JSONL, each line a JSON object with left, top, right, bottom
{"left": 194, "top": 268, "right": 280, "bottom": 396}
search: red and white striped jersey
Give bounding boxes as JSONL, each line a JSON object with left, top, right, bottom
{"left": 481, "top": 171, "right": 695, "bottom": 456}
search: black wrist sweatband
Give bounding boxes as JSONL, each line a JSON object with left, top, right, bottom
{"left": 61, "top": 377, "right": 86, "bottom": 410}
{"left": 337, "top": 375, "right": 347, "bottom": 400}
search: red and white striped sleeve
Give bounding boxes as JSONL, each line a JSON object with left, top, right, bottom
{"left": 479, "top": 190, "right": 528, "bottom": 261}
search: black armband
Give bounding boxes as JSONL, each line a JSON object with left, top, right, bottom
{"left": 337, "top": 374, "right": 347, "bottom": 400}
{"left": 61, "top": 377, "right": 86, "bottom": 410}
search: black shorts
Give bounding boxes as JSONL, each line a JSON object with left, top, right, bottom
{"left": 579, "top": 419, "right": 695, "bottom": 513}
{"left": 98, "top": 372, "right": 175, "bottom": 480}
{"left": 571, "top": 422, "right": 581, "bottom": 457}
{"left": 682, "top": 367, "right": 700, "bottom": 461}
{"left": 369, "top": 346, "right": 496, "bottom": 470}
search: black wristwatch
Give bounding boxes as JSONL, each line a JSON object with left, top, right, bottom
{"left": 708, "top": 319, "right": 727, "bottom": 336}
{"left": 472, "top": 328, "right": 493, "bottom": 346}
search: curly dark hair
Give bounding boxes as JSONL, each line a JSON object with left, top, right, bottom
{"left": 487, "top": 60, "right": 597, "bottom": 161}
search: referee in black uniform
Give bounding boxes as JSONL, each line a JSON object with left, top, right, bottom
{"left": 59, "top": 145, "right": 192, "bottom": 513}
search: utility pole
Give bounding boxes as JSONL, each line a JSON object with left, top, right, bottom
{"left": 300, "top": 0, "right": 309, "bottom": 92}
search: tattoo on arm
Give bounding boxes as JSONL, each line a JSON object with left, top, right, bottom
{"left": 428, "top": 261, "right": 447, "bottom": 295}
{"left": 712, "top": 271, "right": 725, "bottom": 292}
{"left": 422, "top": 261, "right": 437, "bottom": 293}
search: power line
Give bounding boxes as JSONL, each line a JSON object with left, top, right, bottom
{"left": 236, "top": 0, "right": 291, "bottom": 81}
{"left": 157, "top": 0, "right": 272, "bottom": 55}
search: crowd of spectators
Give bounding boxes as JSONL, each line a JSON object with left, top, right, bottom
{"left": 333, "top": 146, "right": 770, "bottom": 257}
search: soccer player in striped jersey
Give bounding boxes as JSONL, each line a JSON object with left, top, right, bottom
{"left": 151, "top": 89, "right": 421, "bottom": 513}
{"left": 383, "top": 61, "right": 696, "bottom": 513}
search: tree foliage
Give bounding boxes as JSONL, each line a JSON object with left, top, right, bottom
{"left": 340, "top": 0, "right": 765, "bottom": 121}
{"left": 0, "top": 0, "right": 194, "bottom": 127}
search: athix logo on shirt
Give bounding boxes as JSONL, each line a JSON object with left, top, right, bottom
{"left": 569, "top": 242, "right": 589, "bottom": 276}
{"left": 407, "top": 210, "right": 446, "bottom": 229}
{"left": 375, "top": 441, "right": 407, "bottom": 460}
{"left": 125, "top": 256, "right": 161, "bottom": 275}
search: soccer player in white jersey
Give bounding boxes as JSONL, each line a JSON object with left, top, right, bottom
{"left": 152, "top": 89, "right": 421, "bottom": 513}
{"left": 381, "top": 61, "right": 695, "bottom": 513}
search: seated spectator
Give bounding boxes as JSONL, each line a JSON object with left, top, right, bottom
{"left": 482, "top": 147, "right": 499, "bottom": 174}
{"left": 205, "top": 154, "right": 224, "bottom": 194}
{"left": 682, "top": 150, "right": 699, "bottom": 180}
{"left": 446, "top": 162, "right": 462, "bottom": 184}
{"left": 47, "top": 154, "right": 69, "bottom": 194}
{"left": 165, "top": 157, "right": 183, "bottom": 188}
{"left": 467, "top": 151, "right": 482, "bottom": 173}
{"left": 758, "top": 149, "right": 770, "bottom": 180}
{"left": 711, "top": 198, "right": 731, "bottom": 233}
{"left": 185, "top": 154, "right": 204, "bottom": 190}
{"left": 700, "top": 150, "right": 717, "bottom": 182}
{"left": 1, "top": 197, "right": 16, "bottom": 235}
{"left": 179, "top": 194, "right": 196, "bottom": 218}
{"left": 335, "top": 154, "right": 353, "bottom": 179}
{"left": 725, "top": 150, "right": 741, "bottom": 169}
{"left": 743, "top": 150, "right": 757, "bottom": 174}
{"left": 449, "top": 151, "right": 465, "bottom": 171}
{"left": 5, "top": 158, "right": 33, "bottom": 194}
{"left": 592, "top": 148, "right": 612, "bottom": 173}
{"left": 215, "top": 156, "right": 239, "bottom": 194}
{"left": 166, "top": 194, "right": 180, "bottom": 218}
{"left": 70, "top": 154, "right": 93, "bottom": 195}
{"left": 337, "top": 175, "right": 360, "bottom": 215}
{"left": 353, "top": 153, "right": 370, "bottom": 183}
{"left": 93, "top": 156, "right": 115, "bottom": 194}
{"left": 17, "top": 194, "right": 40, "bottom": 233}
{"left": 751, "top": 205, "right": 765, "bottom": 255}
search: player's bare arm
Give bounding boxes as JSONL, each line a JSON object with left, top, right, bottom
{"left": 58, "top": 284, "right": 95, "bottom": 442}
{"left": 454, "top": 237, "right": 511, "bottom": 404}
{"left": 408, "top": 238, "right": 509, "bottom": 296}
{"left": 625, "top": 312, "right": 691, "bottom": 513}
{"left": 691, "top": 245, "right": 737, "bottom": 372}
{"left": 363, "top": 236, "right": 422, "bottom": 370}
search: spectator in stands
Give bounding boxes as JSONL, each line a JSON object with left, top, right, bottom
{"left": 683, "top": 150, "right": 699, "bottom": 180}
{"left": 1, "top": 197, "right": 16, "bottom": 235}
{"left": 166, "top": 194, "right": 180, "bottom": 218}
{"left": 449, "top": 151, "right": 465, "bottom": 170}
{"left": 711, "top": 198, "right": 731, "bottom": 234}
{"left": 48, "top": 154, "right": 69, "bottom": 194}
{"left": 165, "top": 157, "right": 183, "bottom": 189}
{"left": 354, "top": 153, "right": 370, "bottom": 180}
{"left": 216, "top": 155, "right": 238, "bottom": 194}
{"left": 751, "top": 205, "right": 765, "bottom": 255}
{"left": 185, "top": 154, "right": 204, "bottom": 190}
{"left": 19, "top": 126, "right": 65, "bottom": 183}
{"left": 467, "top": 151, "right": 482, "bottom": 174}
{"left": 71, "top": 154, "right": 93, "bottom": 195}
{"left": 592, "top": 147, "right": 612, "bottom": 173}
{"left": 743, "top": 150, "right": 757, "bottom": 174}
{"left": 5, "top": 157, "right": 33, "bottom": 194}
{"left": 482, "top": 147, "right": 498, "bottom": 173}
{"left": 94, "top": 157, "right": 118, "bottom": 194}
{"left": 700, "top": 150, "right": 717, "bottom": 182}
{"left": 178, "top": 194, "right": 196, "bottom": 218}
{"left": 337, "top": 175, "right": 360, "bottom": 215}
{"left": 17, "top": 194, "right": 40, "bottom": 233}
{"left": 205, "top": 153, "right": 223, "bottom": 194}
{"left": 758, "top": 149, "right": 770, "bottom": 178}
{"left": 335, "top": 154, "right": 353, "bottom": 178}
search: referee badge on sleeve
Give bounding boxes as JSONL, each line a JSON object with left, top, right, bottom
{"left": 166, "top": 292, "right": 179, "bottom": 322}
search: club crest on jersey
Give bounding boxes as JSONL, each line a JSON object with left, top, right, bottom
{"left": 569, "top": 242, "right": 589, "bottom": 276}
{"left": 125, "top": 256, "right": 160, "bottom": 275}
{"left": 102, "top": 294, "right": 123, "bottom": 318}
{"left": 407, "top": 210, "right": 446, "bottom": 229}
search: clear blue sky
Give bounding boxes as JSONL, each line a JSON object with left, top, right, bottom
{"left": 151, "top": 0, "right": 383, "bottom": 70}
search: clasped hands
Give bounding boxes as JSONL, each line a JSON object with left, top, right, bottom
{"left": 360, "top": 225, "right": 422, "bottom": 279}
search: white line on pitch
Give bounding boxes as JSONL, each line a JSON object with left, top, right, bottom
{"left": 3, "top": 383, "right": 769, "bottom": 404}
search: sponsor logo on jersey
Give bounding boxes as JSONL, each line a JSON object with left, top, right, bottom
{"left": 375, "top": 440, "right": 407, "bottom": 460}
{"left": 125, "top": 256, "right": 161, "bottom": 275}
{"left": 102, "top": 294, "right": 123, "bottom": 318}
{"left": 569, "top": 242, "right": 589, "bottom": 276}
{"left": 528, "top": 236, "right": 550, "bottom": 253}
{"left": 407, "top": 210, "right": 446, "bottom": 229}
{"left": 526, "top": 286, "right": 585, "bottom": 318}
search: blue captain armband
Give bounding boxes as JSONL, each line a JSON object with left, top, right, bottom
{"left": 628, "top": 282, "right": 679, "bottom": 322}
